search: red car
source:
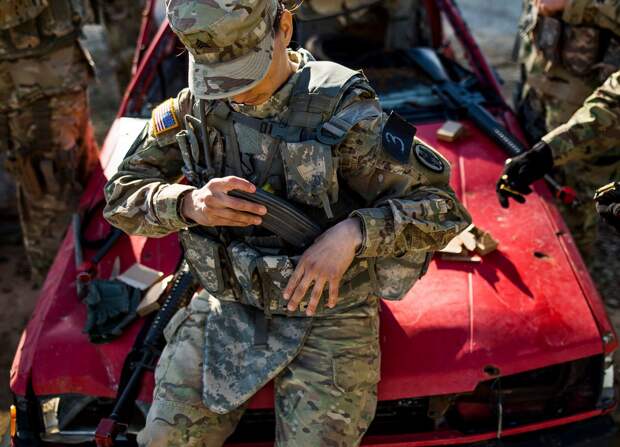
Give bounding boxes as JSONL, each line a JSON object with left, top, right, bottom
{"left": 9, "top": 1, "right": 619, "bottom": 445}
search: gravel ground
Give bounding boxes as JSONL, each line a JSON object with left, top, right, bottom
{"left": 1, "top": 0, "right": 619, "bottom": 443}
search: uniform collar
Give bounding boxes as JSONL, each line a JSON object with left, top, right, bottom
{"left": 229, "top": 50, "right": 306, "bottom": 120}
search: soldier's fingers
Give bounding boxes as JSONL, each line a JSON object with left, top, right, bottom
{"left": 497, "top": 190, "right": 510, "bottom": 208}
{"left": 517, "top": 184, "right": 532, "bottom": 195}
{"left": 511, "top": 192, "right": 527, "bottom": 204}
{"left": 288, "top": 275, "right": 313, "bottom": 312}
{"left": 208, "top": 208, "right": 262, "bottom": 226}
{"left": 498, "top": 183, "right": 526, "bottom": 205}
{"left": 283, "top": 263, "right": 305, "bottom": 300}
{"left": 211, "top": 176, "right": 256, "bottom": 193}
{"left": 328, "top": 278, "right": 340, "bottom": 308}
{"left": 306, "top": 277, "right": 327, "bottom": 316}
{"left": 219, "top": 194, "right": 267, "bottom": 215}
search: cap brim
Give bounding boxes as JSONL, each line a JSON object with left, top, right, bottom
{"left": 188, "top": 30, "right": 275, "bottom": 100}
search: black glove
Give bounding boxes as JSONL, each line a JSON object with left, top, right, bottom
{"left": 83, "top": 279, "right": 141, "bottom": 343}
{"left": 496, "top": 141, "right": 554, "bottom": 208}
{"left": 594, "top": 182, "right": 620, "bottom": 233}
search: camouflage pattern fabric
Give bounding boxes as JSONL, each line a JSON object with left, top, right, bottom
{"left": 542, "top": 70, "right": 620, "bottom": 167}
{"left": 0, "top": 0, "right": 48, "bottom": 30}
{"left": 166, "top": 0, "right": 278, "bottom": 100}
{"left": 296, "top": 0, "right": 432, "bottom": 55}
{"left": 0, "top": 38, "right": 97, "bottom": 282}
{"left": 541, "top": 69, "right": 620, "bottom": 258}
{"left": 516, "top": 0, "right": 620, "bottom": 140}
{"left": 101, "top": 0, "right": 147, "bottom": 91}
{"left": 516, "top": 0, "right": 620, "bottom": 259}
{"left": 104, "top": 47, "right": 470, "bottom": 441}
{"left": 137, "top": 290, "right": 379, "bottom": 446}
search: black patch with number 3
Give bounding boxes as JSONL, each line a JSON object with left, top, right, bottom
{"left": 382, "top": 111, "right": 417, "bottom": 164}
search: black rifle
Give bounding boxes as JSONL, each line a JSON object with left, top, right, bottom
{"left": 405, "top": 48, "right": 577, "bottom": 205}
{"left": 95, "top": 262, "right": 198, "bottom": 447}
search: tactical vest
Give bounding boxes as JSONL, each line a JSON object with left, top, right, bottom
{"left": 531, "top": 14, "right": 620, "bottom": 84}
{"left": 0, "top": 0, "right": 93, "bottom": 61}
{"left": 174, "top": 61, "right": 429, "bottom": 319}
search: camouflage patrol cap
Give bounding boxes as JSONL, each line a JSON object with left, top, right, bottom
{"left": 166, "top": 0, "right": 278, "bottom": 100}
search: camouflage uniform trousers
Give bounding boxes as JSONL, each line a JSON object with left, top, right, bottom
{"left": 102, "top": 0, "right": 147, "bottom": 91}
{"left": 0, "top": 44, "right": 98, "bottom": 281}
{"left": 137, "top": 293, "right": 380, "bottom": 447}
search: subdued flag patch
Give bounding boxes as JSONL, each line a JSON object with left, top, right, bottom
{"left": 151, "top": 98, "right": 180, "bottom": 137}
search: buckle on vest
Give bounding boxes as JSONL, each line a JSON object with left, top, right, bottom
{"left": 259, "top": 122, "right": 272, "bottom": 134}
{"left": 316, "top": 120, "right": 348, "bottom": 145}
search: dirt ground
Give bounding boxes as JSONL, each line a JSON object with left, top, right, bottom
{"left": 1, "top": 0, "right": 619, "bottom": 443}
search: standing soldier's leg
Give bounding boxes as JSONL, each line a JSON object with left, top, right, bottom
{"left": 7, "top": 89, "right": 97, "bottom": 281}
{"left": 101, "top": 0, "right": 147, "bottom": 91}
{"left": 137, "top": 293, "right": 246, "bottom": 447}
{"left": 275, "top": 309, "right": 381, "bottom": 447}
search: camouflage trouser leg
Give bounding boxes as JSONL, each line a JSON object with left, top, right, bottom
{"left": 516, "top": 86, "right": 549, "bottom": 144}
{"left": 138, "top": 295, "right": 380, "bottom": 447}
{"left": 275, "top": 313, "right": 380, "bottom": 446}
{"left": 4, "top": 90, "right": 98, "bottom": 282}
{"left": 558, "top": 200, "right": 599, "bottom": 260}
{"left": 137, "top": 296, "right": 246, "bottom": 447}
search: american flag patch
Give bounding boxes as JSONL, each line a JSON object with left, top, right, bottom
{"left": 151, "top": 98, "right": 180, "bottom": 137}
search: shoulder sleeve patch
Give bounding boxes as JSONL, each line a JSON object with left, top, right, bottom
{"left": 414, "top": 143, "right": 445, "bottom": 173}
{"left": 382, "top": 111, "right": 417, "bottom": 164}
{"left": 151, "top": 98, "right": 180, "bottom": 137}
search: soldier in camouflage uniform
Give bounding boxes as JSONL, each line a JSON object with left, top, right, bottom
{"left": 0, "top": 0, "right": 99, "bottom": 282}
{"left": 295, "top": 0, "right": 433, "bottom": 62}
{"left": 515, "top": 0, "right": 620, "bottom": 255}
{"left": 104, "top": 0, "right": 471, "bottom": 445}
{"left": 498, "top": 69, "right": 620, "bottom": 303}
{"left": 499, "top": 69, "right": 620, "bottom": 216}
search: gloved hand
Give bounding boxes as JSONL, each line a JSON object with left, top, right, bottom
{"left": 496, "top": 141, "right": 554, "bottom": 208}
{"left": 594, "top": 182, "right": 620, "bottom": 233}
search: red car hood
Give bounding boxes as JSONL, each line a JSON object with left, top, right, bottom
{"left": 10, "top": 116, "right": 612, "bottom": 407}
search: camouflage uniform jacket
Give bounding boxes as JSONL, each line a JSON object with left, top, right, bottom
{"left": 518, "top": 0, "right": 620, "bottom": 125}
{"left": 542, "top": 69, "right": 620, "bottom": 181}
{"left": 104, "top": 50, "right": 471, "bottom": 413}
{"left": 0, "top": 0, "right": 94, "bottom": 111}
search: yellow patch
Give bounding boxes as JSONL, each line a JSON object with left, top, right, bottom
{"left": 151, "top": 98, "right": 180, "bottom": 137}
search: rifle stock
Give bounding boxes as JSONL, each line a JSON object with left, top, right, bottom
{"left": 95, "top": 262, "right": 197, "bottom": 447}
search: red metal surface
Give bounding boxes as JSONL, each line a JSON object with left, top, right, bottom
{"left": 423, "top": 0, "right": 443, "bottom": 49}
{"left": 9, "top": 2, "right": 617, "bottom": 445}
{"left": 10, "top": 119, "right": 609, "bottom": 408}
{"left": 130, "top": 0, "right": 158, "bottom": 79}
{"left": 229, "top": 410, "right": 605, "bottom": 446}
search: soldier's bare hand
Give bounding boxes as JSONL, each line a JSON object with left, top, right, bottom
{"left": 283, "top": 218, "right": 362, "bottom": 316}
{"left": 536, "top": 0, "right": 567, "bottom": 16}
{"left": 181, "top": 176, "right": 267, "bottom": 227}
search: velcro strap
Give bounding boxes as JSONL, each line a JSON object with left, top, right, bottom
{"left": 316, "top": 100, "right": 382, "bottom": 145}
{"left": 229, "top": 109, "right": 306, "bottom": 143}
